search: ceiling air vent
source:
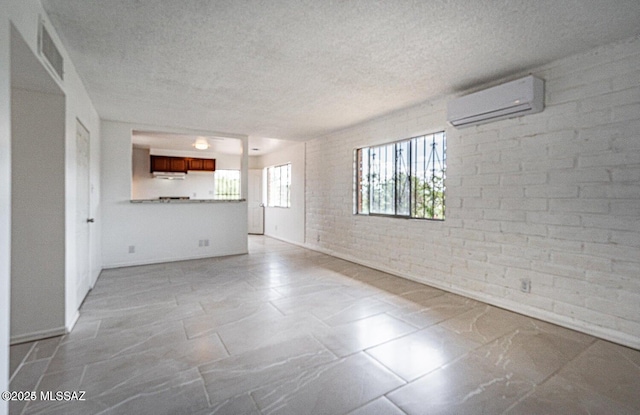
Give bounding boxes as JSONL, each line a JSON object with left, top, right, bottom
{"left": 38, "top": 19, "right": 64, "bottom": 81}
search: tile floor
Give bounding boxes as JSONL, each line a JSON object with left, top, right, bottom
{"left": 8, "top": 236, "right": 640, "bottom": 415}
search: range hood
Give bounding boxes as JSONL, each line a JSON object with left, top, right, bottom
{"left": 153, "top": 172, "right": 186, "bottom": 180}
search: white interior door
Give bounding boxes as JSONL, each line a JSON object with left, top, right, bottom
{"left": 247, "top": 169, "right": 264, "bottom": 234}
{"left": 76, "top": 119, "right": 91, "bottom": 306}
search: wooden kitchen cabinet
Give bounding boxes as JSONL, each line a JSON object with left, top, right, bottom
{"left": 150, "top": 155, "right": 215, "bottom": 173}
{"left": 189, "top": 158, "right": 215, "bottom": 171}
{"left": 150, "top": 156, "right": 187, "bottom": 173}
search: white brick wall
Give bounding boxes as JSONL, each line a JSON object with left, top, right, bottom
{"left": 305, "top": 35, "right": 640, "bottom": 349}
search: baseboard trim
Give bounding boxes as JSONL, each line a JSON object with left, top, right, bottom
{"left": 102, "top": 250, "right": 249, "bottom": 269}
{"left": 262, "top": 234, "right": 306, "bottom": 248}
{"left": 304, "top": 242, "right": 640, "bottom": 351}
{"left": 66, "top": 310, "right": 80, "bottom": 333}
{"left": 10, "top": 326, "right": 66, "bottom": 345}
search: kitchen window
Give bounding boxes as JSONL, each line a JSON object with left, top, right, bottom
{"left": 356, "top": 131, "right": 446, "bottom": 220}
{"left": 214, "top": 170, "right": 241, "bottom": 200}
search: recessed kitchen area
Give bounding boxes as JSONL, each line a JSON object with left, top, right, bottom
{"left": 131, "top": 130, "right": 243, "bottom": 202}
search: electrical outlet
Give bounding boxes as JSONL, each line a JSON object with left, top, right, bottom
{"left": 520, "top": 278, "right": 531, "bottom": 293}
{"left": 317, "top": 234, "right": 320, "bottom": 243}
{"left": 204, "top": 239, "right": 209, "bottom": 247}
{"left": 198, "top": 240, "right": 204, "bottom": 247}
{"left": 128, "top": 245, "right": 135, "bottom": 254}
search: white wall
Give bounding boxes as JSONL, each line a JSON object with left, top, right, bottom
{"left": 1, "top": 0, "right": 101, "bottom": 409}
{"left": 257, "top": 142, "right": 306, "bottom": 245}
{"left": 102, "top": 120, "right": 249, "bottom": 267}
{"left": 305, "top": 35, "right": 640, "bottom": 349}
{"left": 132, "top": 147, "right": 241, "bottom": 200}
{"left": 0, "top": 2, "right": 11, "bottom": 413}
{"left": 11, "top": 87, "right": 66, "bottom": 342}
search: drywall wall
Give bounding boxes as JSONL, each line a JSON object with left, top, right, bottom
{"left": 11, "top": 87, "right": 66, "bottom": 342}
{"left": 258, "top": 142, "right": 306, "bottom": 245}
{"left": 102, "top": 120, "right": 249, "bottom": 267}
{"left": 4, "top": 0, "right": 102, "bottom": 345}
{"left": 305, "top": 35, "right": 640, "bottom": 349}
{"left": 0, "top": 3, "right": 10, "bottom": 413}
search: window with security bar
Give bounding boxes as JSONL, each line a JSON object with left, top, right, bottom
{"left": 356, "top": 132, "right": 446, "bottom": 220}
{"left": 214, "top": 170, "right": 241, "bottom": 200}
{"left": 267, "top": 163, "right": 291, "bottom": 208}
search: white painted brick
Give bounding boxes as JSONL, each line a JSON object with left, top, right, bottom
{"left": 532, "top": 260, "right": 584, "bottom": 279}
{"left": 500, "top": 198, "right": 548, "bottom": 211}
{"left": 554, "top": 302, "right": 616, "bottom": 329}
{"left": 500, "top": 145, "right": 547, "bottom": 163}
{"left": 548, "top": 168, "right": 610, "bottom": 184}
{"left": 612, "top": 102, "right": 640, "bottom": 123}
{"left": 505, "top": 267, "right": 555, "bottom": 287}
{"left": 481, "top": 283, "right": 509, "bottom": 298}
{"left": 583, "top": 242, "right": 640, "bottom": 263}
{"left": 462, "top": 174, "right": 500, "bottom": 186}
{"left": 479, "top": 161, "right": 521, "bottom": 174}
{"left": 463, "top": 197, "right": 500, "bottom": 210}
{"left": 483, "top": 209, "right": 526, "bottom": 222}
{"left": 547, "top": 226, "right": 610, "bottom": 244}
{"left": 543, "top": 101, "right": 579, "bottom": 117}
{"left": 482, "top": 186, "right": 524, "bottom": 199}
{"left": 610, "top": 230, "right": 640, "bottom": 248}
{"left": 612, "top": 68, "right": 640, "bottom": 91}
{"left": 551, "top": 252, "right": 612, "bottom": 273}
{"left": 475, "top": 137, "right": 519, "bottom": 154}
{"left": 501, "top": 221, "right": 547, "bottom": 237}
{"left": 548, "top": 198, "right": 609, "bottom": 213}
{"left": 500, "top": 173, "right": 547, "bottom": 186}
{"left": 548, "top": 134, "right": 612, "bottom": 159}
{"left": 578, "top": 151, "right": 633, "bottom": 168}
{"left": 526, "top": 212, "right": 581, "bottom": 226}
{"left": 488, "top": 253, "right": 531, "bottom": 269}
{"left": 558, "top": 274, "right": 627, "bottom": 300}
{"left": 527, "top": 236, "right": 583, "bottom": 253}
{"left": 525, "top": 185, "right": 579, "bottom": 199}
{"left": 535, "top": 284, "right": 586, "bottom": 307}
{"left": 580, "top": 87, "right": 640, "bottom": 113}
{"left": 546, "top": 109, "right": 612, "bottom": 132}
{"left": 503, "top": 245, "right": 549, "bottom": 261}
{"left": 617, "top": 318, "right": 640, "bottom": 339}
{"left": 464, "top": 220, "right": 501, "bottom": 233}
{"left": 581, "top": 214, "right": 640, "bottom": 232}
{"left": 504, "top": 291, "right": 554, "bottom": 312}
{"left": 304, "top": 36, "right": 640, "bottom": 348}
{"left": 484, "top": 231, "right": 527, "bottom": 245}
{"left": 521, "top": 157, "right": 575, "bottom": 172}
{"left": 586, "top": 296, "right": 640, "bottom": 321}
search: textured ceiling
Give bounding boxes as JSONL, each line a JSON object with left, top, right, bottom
{"left": 43, "top": 0, "right": 640, "bottom": 140}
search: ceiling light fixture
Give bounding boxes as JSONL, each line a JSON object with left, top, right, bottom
{"left": 193, "top": 138, "right": 210, "bottom": 150}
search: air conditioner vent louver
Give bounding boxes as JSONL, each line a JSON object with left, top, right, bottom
{"left": 447, "top": 76, "right": 544, "bottom": 128}
{"left": 38, "top": 21, "right": 64, "bottom": 81}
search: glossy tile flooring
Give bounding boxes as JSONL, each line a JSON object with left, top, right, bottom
{"left": 9, "top": 236, "right": 640, "bottom": 414}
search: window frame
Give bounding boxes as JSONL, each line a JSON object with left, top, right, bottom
{"left": 355, "top": 131, "right": 446, "bottom": 221}
{"left": 213, "top": 169, "right": 241, "bottom": 200}
{"left": 266, "top": 163, "right": 291, "bottom": 208}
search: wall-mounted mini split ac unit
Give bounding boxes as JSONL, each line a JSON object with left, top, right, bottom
{"left": 447, "top": 75, "right": 544, "bottom": 128}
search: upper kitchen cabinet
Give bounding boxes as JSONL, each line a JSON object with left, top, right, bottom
{"left": 150, "top": 155, "right": 215, "bottom": 173}
{"left": 188, "top": 158, "right": 215, "bottom": 171}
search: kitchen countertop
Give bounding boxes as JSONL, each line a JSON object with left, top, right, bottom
{"left": 130, "top": 198, "right": 246, "bottom": 204}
